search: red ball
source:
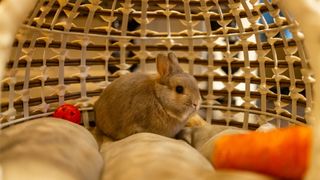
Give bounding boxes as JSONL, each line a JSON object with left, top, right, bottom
{"left": 53, "top": 104, "right": 81, "bottom": 124}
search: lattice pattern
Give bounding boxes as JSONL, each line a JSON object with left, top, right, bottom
{"left": 0, "top": 0, "right": 313, "bottom": 129}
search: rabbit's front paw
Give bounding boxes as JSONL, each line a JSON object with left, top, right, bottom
{"left": 186, "top": 113, "right": 209, "bottom": 127}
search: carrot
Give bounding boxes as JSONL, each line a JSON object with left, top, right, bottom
{"left": 212, "top": 126, "right": 311, "bottom": 179}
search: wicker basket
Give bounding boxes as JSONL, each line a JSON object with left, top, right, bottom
{"left": 0, "top": 0, "right": 319, "bottom": 179}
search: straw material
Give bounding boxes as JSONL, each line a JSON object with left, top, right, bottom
{"left": 0, "top": 0, "right": 318, "bottom": 179}
{"left": 0, "top": 0, "right": 313, "bottom": 129}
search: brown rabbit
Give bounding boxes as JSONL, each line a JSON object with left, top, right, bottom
{"left": 94, "top": 52, "right": 201, "bottom": 140}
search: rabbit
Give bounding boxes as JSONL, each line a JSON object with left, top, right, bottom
{"left": 94, "top": 52, "right": 202, "bottom": 140}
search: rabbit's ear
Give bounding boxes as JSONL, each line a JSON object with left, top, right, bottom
{"left": 157, "top": 52, "right": 183, "bottom": 77}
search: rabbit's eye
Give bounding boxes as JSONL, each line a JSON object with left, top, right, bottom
{"left": 175, "top": 85, "right": 184, "bottom": 94}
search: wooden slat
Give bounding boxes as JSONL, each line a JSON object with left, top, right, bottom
{"left": 6, "top": 57, "right": 303, "bottom": 68}
{"left": 12, "top": 39, "right": 297, "bottom": 52}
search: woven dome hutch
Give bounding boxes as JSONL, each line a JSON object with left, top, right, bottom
{"left": 1, "top": 0, "right": 320, "bottom": 179}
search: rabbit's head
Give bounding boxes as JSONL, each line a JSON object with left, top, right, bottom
{"left": 155, "top": 53, "right": 202, "bottom": 122}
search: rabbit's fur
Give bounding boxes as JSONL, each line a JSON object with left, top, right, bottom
{"left": 94, "top": 52, "right": 201, "bottom": 140}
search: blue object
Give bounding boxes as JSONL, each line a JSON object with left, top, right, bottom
{"left": 258, "top": 0, "right": 292, "bottom": 41}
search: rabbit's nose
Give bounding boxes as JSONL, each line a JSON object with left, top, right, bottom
{"left": 192, "top": 103, "right": 198, "bottom": 110}
{"left": 192, "top": 98, "right": 201, "bottom": 110}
